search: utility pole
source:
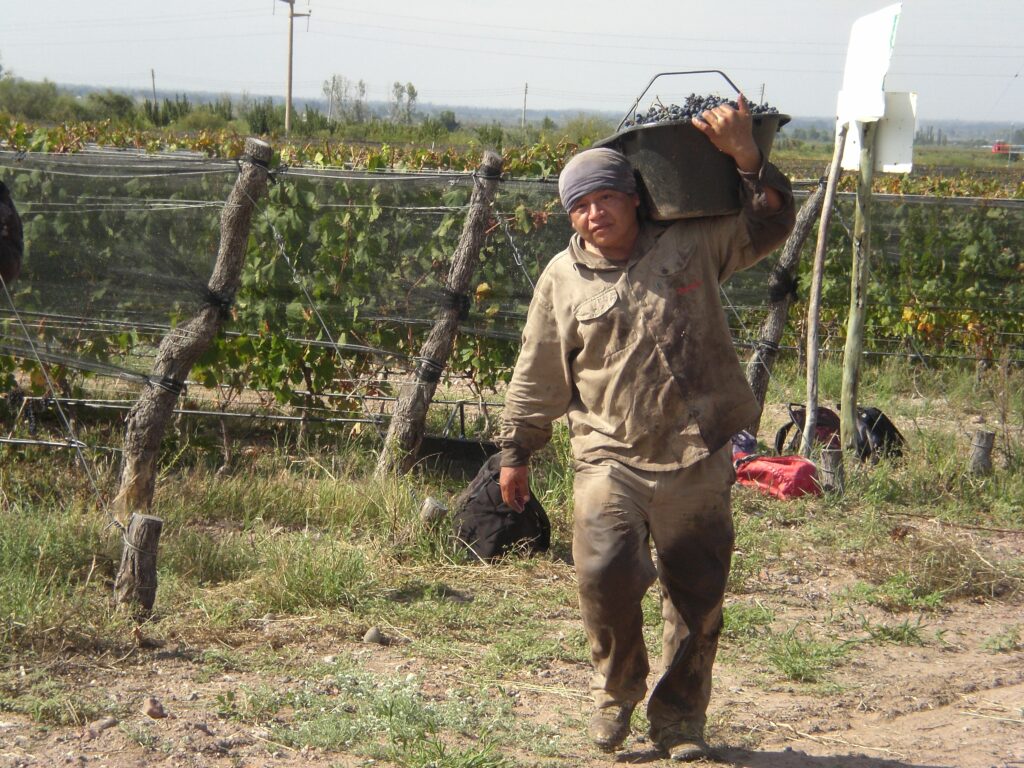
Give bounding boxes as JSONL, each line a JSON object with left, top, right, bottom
{"left": 522, "top": 83, "right": 528, "bottom": 129}
{"left": 279, "top": 0, "right": 310, "bottom": 135}
{"left": 326, "top": 74, "right": 335, "bottom": 124}
{"left": 150, "top": 69, "right": 157, "bottom": 105}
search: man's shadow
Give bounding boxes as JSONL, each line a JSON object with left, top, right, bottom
{"left": 613, "top": 744, "right": 949, "bottom": 768}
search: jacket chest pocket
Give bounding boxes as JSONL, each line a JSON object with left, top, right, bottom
{"left": 652, "top": 246, "right": 703, "bottom": 303}
{"left": 573, "top": 286, "right": 638, "bottom": 357}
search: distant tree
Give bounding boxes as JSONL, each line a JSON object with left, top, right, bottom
{"left": 541, "top": 116, "right": 557, "bottom": 131}
{"left": 298, "top": 104, "right": 330, "bottom": 135}
{"left": 475, "top": 122, "right": 504, "bottom": 150}
{"left": 85, "top": 90, "right": 137, "bottom": 122}
{"left": 561, "top": 114, "right": 616, "bottom": 146}
{"left": 164, "top": 94, "right": 193, "bottom": 123}
{"left": 201, "top": 95, "right": 234, "bottom": 122}
{"left": 403, "top": 82, "right": 417, "bottom": 123}
{"left": 323, "top": 75, "right": 348, "bottom": 123}
{"left": 351, "top": 79, "right": 368, "bottom": 123}
{"left": 438, "top": 110, "right": 459, "bottom": 132}
{"left": 0, "top": 78, "right": 80, "bottom": 122}
{"left": 323, "top": 75, "right": 369, "bottom": 124}
{"left": 389, "top": 81, "right": 405, "bottom": 122}
{"left": 388, "top": 81, "right": 418, "bottom": 124}
{"left": 242, "top": 96, "right": 284, "bottom": 135}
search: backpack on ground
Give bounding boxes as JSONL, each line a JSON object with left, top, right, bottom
{"left": 451, "top": 454, "right": 551, "bottom": 562}
{"left": 854, "top": 406, "right": 905, "bottom": 462}
{"left": 774, "top": 404, "right": 841, "bottom": 455}
{"left": 774, "top": 403, "right": 905, "bottom": 462}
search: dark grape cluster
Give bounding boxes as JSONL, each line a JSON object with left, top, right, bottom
{"left": 623, "top": 93, "right": 779, "bottom": 128}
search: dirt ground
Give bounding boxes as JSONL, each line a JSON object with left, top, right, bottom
{"left": 2, "top": 537, "right": 1022, "bottom": 768}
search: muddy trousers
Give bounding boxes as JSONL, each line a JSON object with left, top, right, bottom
{"left": 571, "top": 447, "right": 735, "bottom": 731}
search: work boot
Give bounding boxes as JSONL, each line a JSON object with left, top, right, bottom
{"left": 650, "top": 720, "right": 711, "bottom": 762}
{"left": 587, "top": 703, "right": 635, "bottom": 751}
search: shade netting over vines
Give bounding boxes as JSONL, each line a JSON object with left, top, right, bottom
{"left": 1, "top": 147, "right": 1022, "bottom": 437}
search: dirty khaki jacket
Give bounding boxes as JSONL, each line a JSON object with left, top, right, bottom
{"left": 499, "top": 162, "right": 795, "bottom": 471}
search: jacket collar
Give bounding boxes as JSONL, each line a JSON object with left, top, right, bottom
{"left": 568, "top": 221, "right": 666, "bottom": 272}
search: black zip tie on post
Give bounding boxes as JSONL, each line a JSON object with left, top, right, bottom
{"left": 145, "top": 375, "right": 186, "bottom": 396}
{"left": 767, "top": 267, "right": 799, "bottom": 304}
{"left": 472, "top": 170, "right": 504, "bottom": 181}
{"left": 204, "top": 287, "right": 234, "bottom": 319}
{"left": 439, "top": 288, "right": 471, "bottom": 321}
{"left": 236, "top": 153, "right": 280, "bottom": 184}
{"left": 415, "top": 357, "right": 444, "bottom": 384}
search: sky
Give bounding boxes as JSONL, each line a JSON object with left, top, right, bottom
{"left": 1, "top": 0, "right": 1022, "bottom": 124}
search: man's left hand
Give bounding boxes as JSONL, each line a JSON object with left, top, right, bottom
{"left": 693, "top": 94, "right": 761, "bottom": 173}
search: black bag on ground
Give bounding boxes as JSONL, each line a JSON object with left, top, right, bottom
{"left": 451, "top": 454, "right": 550, "bottom": 561}
{"left": 774, "top": 403, "right": 905, "bottom": 462}
{"left": 774, "top": 403, "right": 842, "bottom": 455}
{"left": 854, "top": 406, "right": 905, "bottom": 462}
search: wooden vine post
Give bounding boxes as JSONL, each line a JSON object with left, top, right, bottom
{"left": 969, "top": 429, "right": 996, "bottom": 475}
{"left": 376, "top": 150, "right": 503, "bottom": 476}
{"left": 114, "top": 514, "right": 163, "bottom": 615}
{"left": 819, "top": 447, "right": 845, "bottom": 494}
{"left": 839, "top": 120, "right": 878, "bottom": 452}
{"left": 803, "top": 4, "right": 911, "bottom": 458}
{"left": 745, "top": 179, "right": 827, "bottom": 425}
{"left": 114, "top": 137, "right": 273, "bottom": 613}
{"left": 801, "top": 124, "right": 848, "bottom": 457}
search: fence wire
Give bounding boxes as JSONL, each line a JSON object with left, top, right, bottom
{"left": 1, "top": 148, "right": 1022, "bottom": 455}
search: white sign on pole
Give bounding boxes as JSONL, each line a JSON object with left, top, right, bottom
{"left": 835, "top": 2, "right": 915, "bottom": 173}
{"left": 842, "top": 92, "right": 918, "bottom": 173}
{"left": 837, "top": 3, "right": 902, "bottom": 124}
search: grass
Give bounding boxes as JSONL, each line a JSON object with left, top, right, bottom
{"left": 858, "top": 615, "right": 928, "bottom": 646}
{"left": 762, "top": 626, "right": 849, "bottom": 684}
{"left": 0, "top": 356, "right": 1022, "bottom": 762}
{"left": 210, "top": 659, "right": 521, "bottom": 765}
{"left": 0, "top": 664, "right": 119, "bottom": 726}
{"left": 723, "top": 600, "right": 775, "bottom": 640}
{"left": 982, "top": 625, "right": 1023, "bottom": 653}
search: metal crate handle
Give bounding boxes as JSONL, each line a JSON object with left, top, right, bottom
{"left": 617, "top": 70, "right": 743, "bottom": 131}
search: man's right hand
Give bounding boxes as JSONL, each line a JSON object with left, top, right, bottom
{"left": 499, "top": 465, "right": 531, "bottom": 513}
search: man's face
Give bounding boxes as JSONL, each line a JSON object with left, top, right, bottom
{"left": 568, "top": 188, "right": 640, "bottom": 259}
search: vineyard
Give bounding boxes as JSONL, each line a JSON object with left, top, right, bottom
{"left": 1, "top": 120, "right": 1023, "bottom": 443}
{"left": 1, "top": 122, "right": 1023, "bottom": 768}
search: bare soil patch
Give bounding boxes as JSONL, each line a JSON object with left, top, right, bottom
{"left": 2, "top": 529, "right": 1021, "bottom": 768}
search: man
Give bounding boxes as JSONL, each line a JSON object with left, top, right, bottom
{"left": 0, "top": 180, "right": 23, "bottom": 285}
{"left": 498, "top": 96, "right": 795, "bottom": 760}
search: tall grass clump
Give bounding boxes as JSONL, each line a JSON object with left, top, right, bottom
{"left": 248, "top": 534, "right": 378, "bottom": 612}
{"left": 0, "top": 496, "right": 126, "bottom": 653}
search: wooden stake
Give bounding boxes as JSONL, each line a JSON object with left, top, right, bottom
{"left": 969, "top": 429, "right": 996, "bottom": 475}
{"left": 801, "top": 123, "right": 848, "bottom": 457}
{"left": 840, "top": 120, "right": 878, "bottom": 452}
{"left": 745, "top": 180, "right": 826, "bottom": 425}
{"left": 115, "top": 138, "right": 273, "bottom": 514}
{"left": 114, "top": 514, "right": 163, "bottom": 615}
{"left": 819, "top": 447, "right": 845, "bottom": 494}
{"left": 375, "top": 151, "right": 503, "bottom": 476}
